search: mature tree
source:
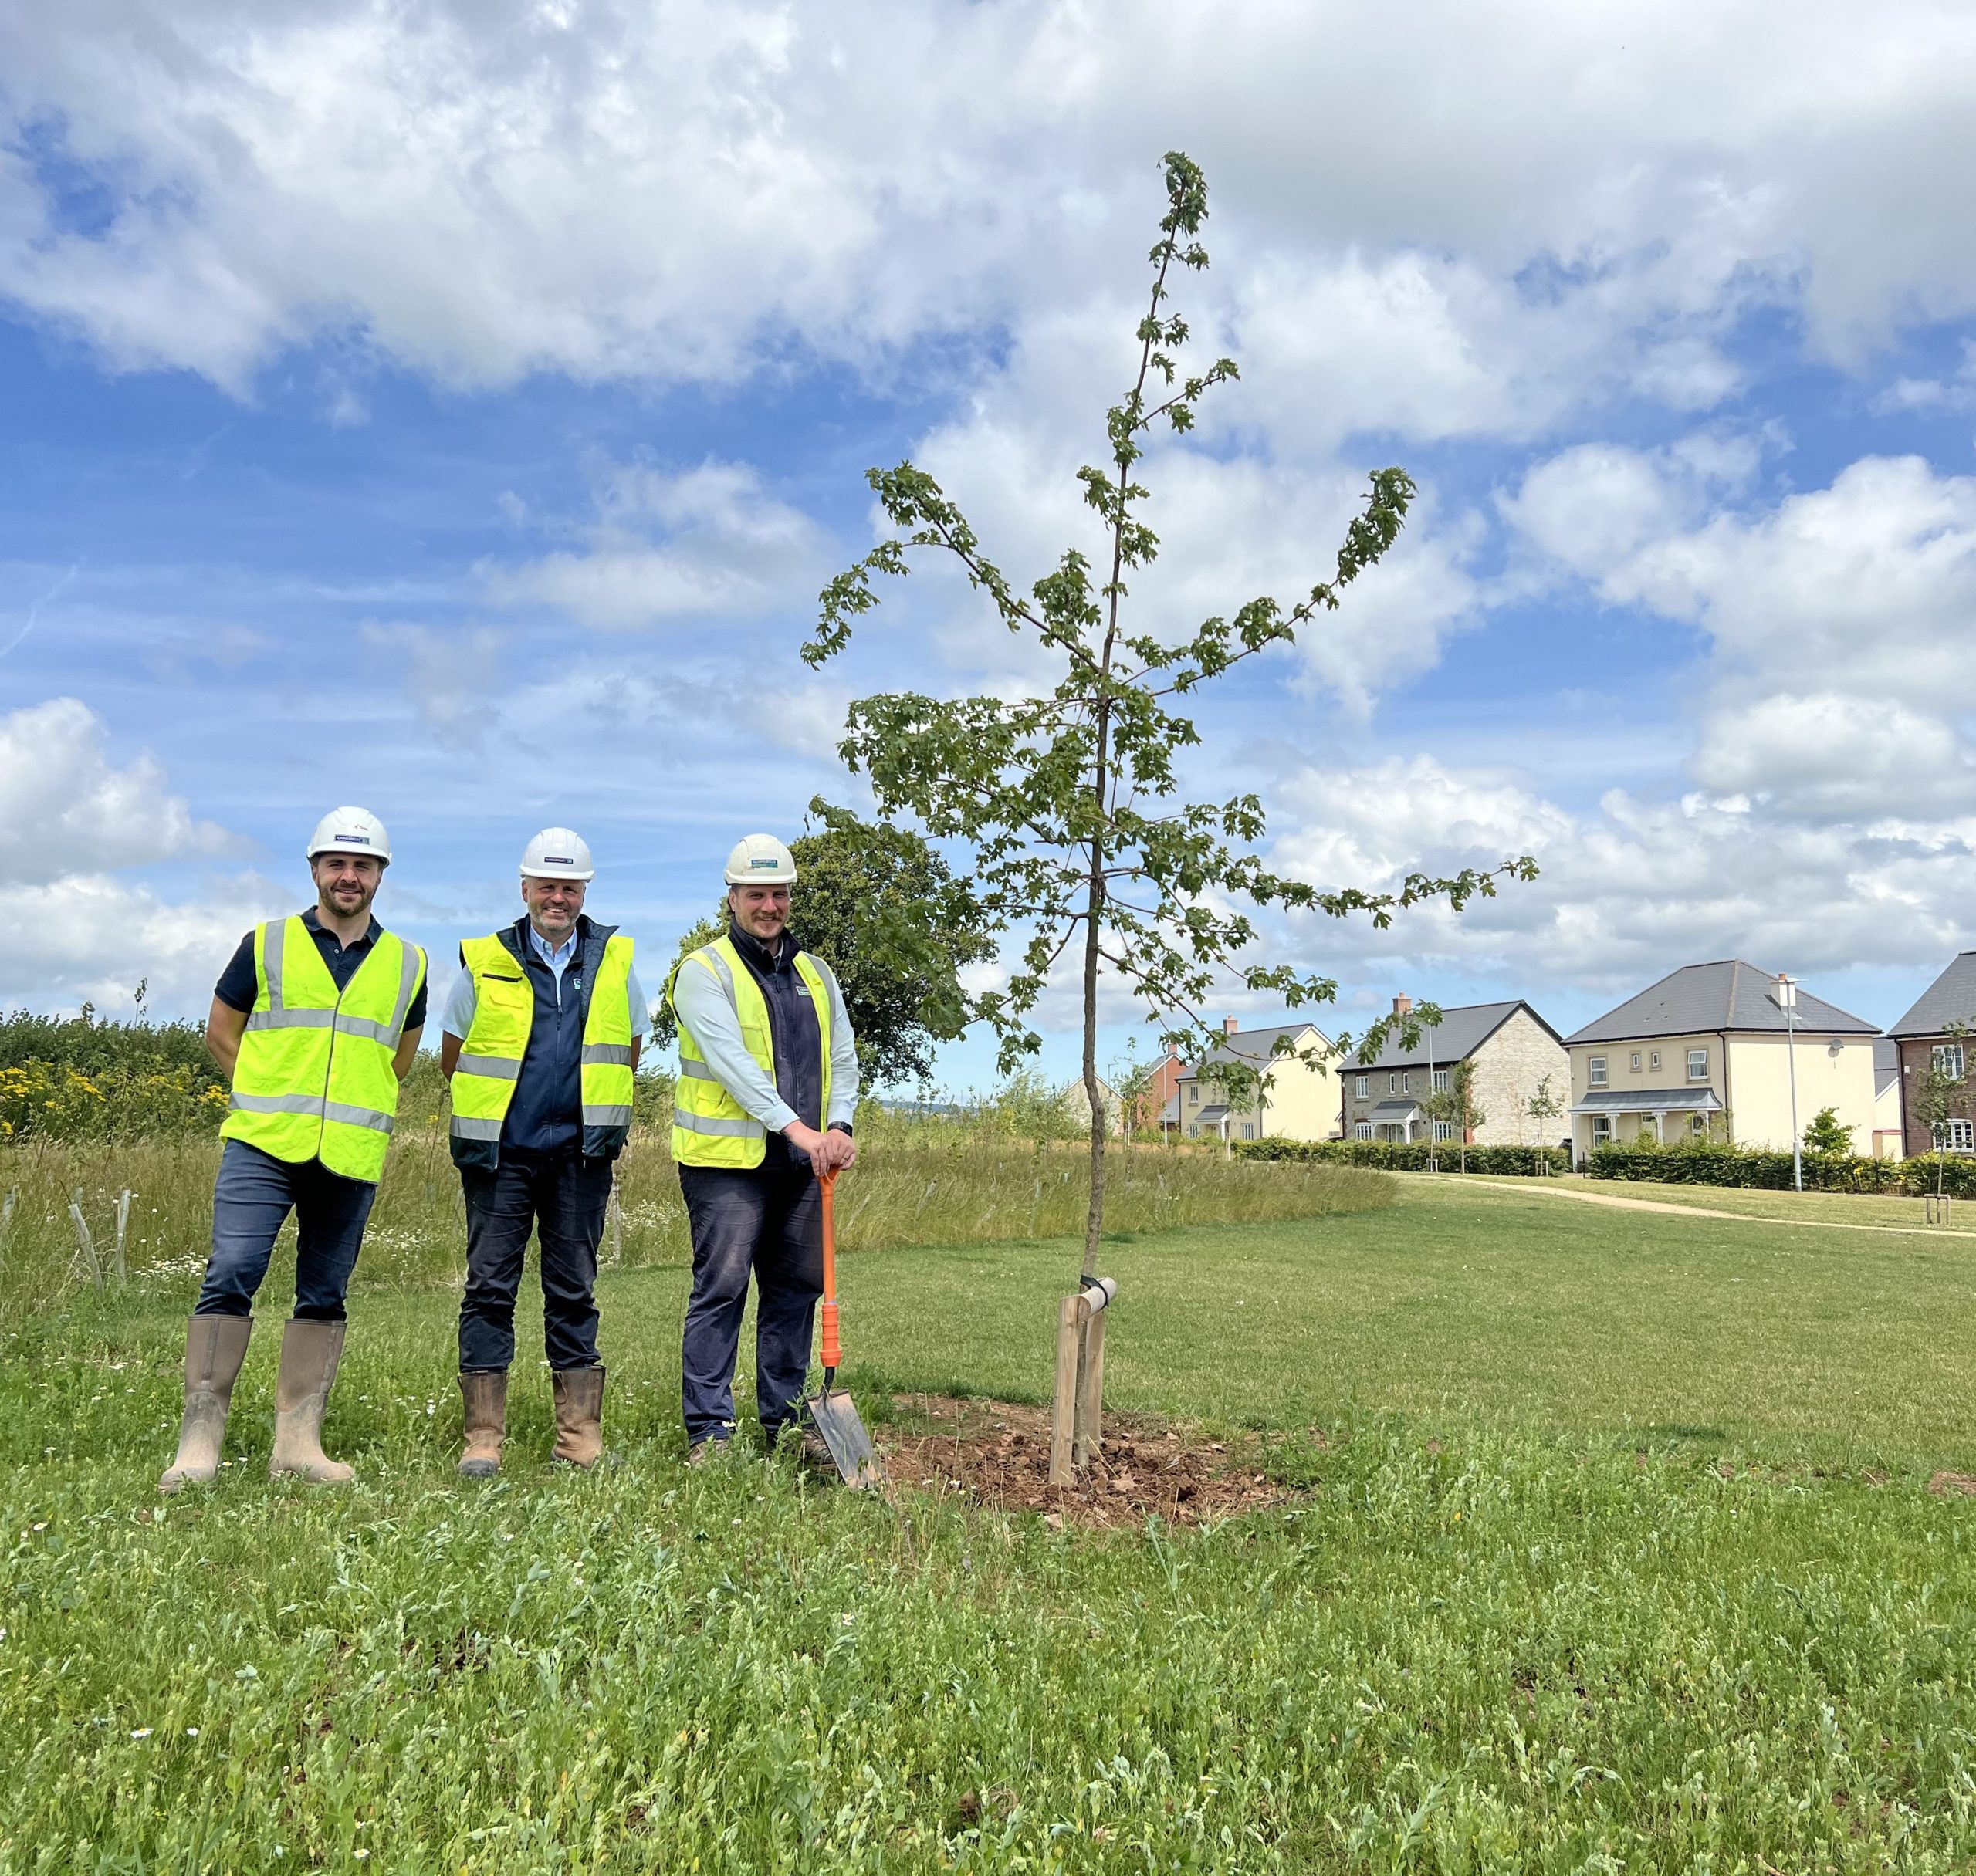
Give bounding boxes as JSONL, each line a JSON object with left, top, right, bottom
{"left": 1423, "top": 1057, "right": 1486, "bottom": 1174}
{"left": 651, "top": 799, "right": 993, "bottom": 1090}
{"left": 804, "top": 151, "right": 1534, "bottom": 1300}
{"left": 1912, "top": 1023, "right": 1972, "bottom": 1203}
{"left": 1801, "top": 1106, "right": 1855, "bottom": 1156}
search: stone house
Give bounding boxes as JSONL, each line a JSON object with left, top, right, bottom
{"left": 1886, "top": 951, "right": 1976, "bottom": 1158}
{"left": 1340, "top": 996, "right": 1568, "bottom": 1147}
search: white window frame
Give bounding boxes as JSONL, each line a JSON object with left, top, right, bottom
{"left": 1589, "top": 1056, "right": 1609, "bottom": 1089}
{"left": 1944, "top": 1117, "right": 1974, "bottom": 1152}
{"left": 1690, "top": 1112, "right": 1707, "bottom": 1136}
{"left": 1355, "top": 1075, "right": 1369, "bottom": 1099}
{"left": 1389, "top": 1072, "right": 1398, "bottom": 1093}
{"left": 1630, "top": 1051, "right": 1641, "bottom": 1072}
{"left": 1432, "top": 1067, "right": 1450, "bottom": 1093}
{"left": 1591, "top": 1116, "right": 1612, "bottom": 1148}
{"left": 1402, "top": 1071, "right": 1411, "bottom": 1094}
{"left": 1355, "top": 1120, "right": 1372, "bottom": 1139}
{"left": 1935, "top": 1043, "right": 1967, "bottom": 1080}
{"left": 1240, "top": 1123, "right": 1255, "bottom": 1141}
{"left": 1187, "top": 1083, "right": 1199, "bottom": 1105}
{"left": 1687, "top": 1049, "right": 1709, "bottom": 1082}
{"left": 1431, "top": 1119, "right": 1455, "bottom": 1142}
{"left": 1650, "top": 1050, "right": 1662, "bottom": 1071}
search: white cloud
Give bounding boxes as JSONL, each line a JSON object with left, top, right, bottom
{"left": 5, "top": 0, "right": 1976, "bottom": 404}
{"left": 483, "top": 460, "right": 828, "bottom": 629}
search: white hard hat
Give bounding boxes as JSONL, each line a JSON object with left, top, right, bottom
{"left": 306, "top": 806, "right": 392, "bottom": 866}
{"left": 520, "top": 827, "right": 595, "bottom": 882}
{"left": 724, "top": 833, "right": 797, "bottom": 886}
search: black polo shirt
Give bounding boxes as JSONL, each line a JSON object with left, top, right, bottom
{"left": 215, "top": 907, "right": 428, "bottom": 1030}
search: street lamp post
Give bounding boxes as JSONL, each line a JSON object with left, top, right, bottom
{"left": 1777, "top": 972, "right": 1802, "bottom": 1193}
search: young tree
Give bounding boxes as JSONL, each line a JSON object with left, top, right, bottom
{"left": 651, "top": 799, "right": 994, "bottom": 1091}
{"left": 802, "top": 151, "right": 1534, "bottom": 1296}
{"left": 1523, "top": 1075, "right": 1565, "bottom": 1174}
{"left": 1423, "top": 1058, "right": 1486, "bottom": 1174}
{"left": 1801, "top": 1106, "right": 1855, "bottom": 1157}
{"left": 1912, "top": 1024, "right": 1972, "bottom": 1205}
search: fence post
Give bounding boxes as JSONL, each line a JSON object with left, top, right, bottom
{"left": 114, "top": 1188, "right": 131, "bottom": 1285}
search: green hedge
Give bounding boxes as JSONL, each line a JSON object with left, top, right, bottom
{"left": 1237, "top": 1138, "right": 1570, "bottom": 1175}
{"left": 1586, "top": 1142, "right": 1976, "bottom": 1198}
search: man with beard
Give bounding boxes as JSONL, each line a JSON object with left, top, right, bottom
{"left": 160, "top": 808, "right": 428, "bottom": 1494}
{"left": 668, "top": 833, "right": 859, "bottom": 1463}
{"left": 442, "top": 828, "right": 647, "bottom": 1475}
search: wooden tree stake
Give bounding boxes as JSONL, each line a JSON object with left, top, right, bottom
{"left": 1051, "top": 1293, "right": 1086, "bottom": 1487}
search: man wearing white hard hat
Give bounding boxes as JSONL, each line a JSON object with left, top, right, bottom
{"left": 439, "top": 828, "right": 648, "bottom": 1474}
{"left": 668, "top": 833, "right": 859, "bottom": 1462}
{"left": 159, "top": 808, "right": 428, "bottom": 1496}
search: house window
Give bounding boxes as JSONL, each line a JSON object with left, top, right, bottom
{"left": 1432, "top": 1068, "right": 1450, "bottom": 1093}
{"left": 1936, "top": 1043, "right": 1968, "bottom": 1080}
{"left": 1240, "top": 1124, "right": 1254, "bottom": 1141}
{"left": 1651, "top": 1051, "right": 1661, "bottom": 1070}
{"left": 1592, "top": 1117, "right": 1612, "bottom": 1147}
{"left": 1187, "top": 1084, "right": 1199, "bottom": 1106}
{"left": 1943, "top": 1118, "right": 1975, "bottom": 1152}
{"left": 1432, "top": 1120, "right": 1455, "bottom": 1141}
{"left": 1356, "top": 1075, "right": 1369, "bottom": 1099}
{"left": 1355, "top": 1121, "right": 1372, "bottom": 1139}
{"left": 1389, "top": 1073, "right": 1398, "bottom": 1093}
{"left": 1589, "top": 1056, "right": 1608, "bottom": 1089}
{"left": 1690, "top": 1112, "right": 1707, "bottom": 1136}
{"left": 1687, "top": 1050, "right": 1709, "bottom": 1081}
{"left": 1630, "top": 1051, "right": 1641, "bottom": 1071}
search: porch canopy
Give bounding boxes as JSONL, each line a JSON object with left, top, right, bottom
{"left": 1569, "top": 1087, "right": 1724, "bottom": 1116}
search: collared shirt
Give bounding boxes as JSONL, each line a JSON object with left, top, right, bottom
{"left": 215, "top": 907, "right": 428, "bottom": 1029}
{"left": 670, "top": 924, "right": 859, "bottom": 1146}
{"left": 441, "top": 926, "right": 651, "bottom": 1043}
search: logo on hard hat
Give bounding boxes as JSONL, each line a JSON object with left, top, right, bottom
{"left": 750, "top": 857, "right": 780, "bottom": 869}
{"left": 546, "top": 855, "right": 572, "bottom": 865}
{"left": 334, "top": 833, "right": 369, "bottom": 844}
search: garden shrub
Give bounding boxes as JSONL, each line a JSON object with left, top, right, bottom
{"left": 1237, "top": 1138, "right": 1570, "bottom": 1175}
{"left": 1586, "top": 1141, "right": 1976, "bottom": 1198}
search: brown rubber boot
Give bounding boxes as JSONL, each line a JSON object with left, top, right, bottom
{"left": 551, "top": 1366, "right": 606, "bottom": 1469}
{"left": 269, "top": 1318, "right": 355, "bottom": 1485}
{"left": 458, "top": 1371, "right": 507, "bottom": 1479}
{"left": 158, "top": 1315, "right": 252, "bottom": 1496}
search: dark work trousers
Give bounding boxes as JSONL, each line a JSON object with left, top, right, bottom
{"left": 678, "top": 1164, "right": 823, "bottom": 1445}
{"left": 457, "top": 1149, "right": 613, "bottom": 1372}
{"left": 196, "top": 1138, "right": 378, "bottom": 1321}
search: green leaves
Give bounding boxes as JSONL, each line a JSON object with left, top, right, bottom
{"left": 804, "top": 153, "right": 1534, "bottom": 1272}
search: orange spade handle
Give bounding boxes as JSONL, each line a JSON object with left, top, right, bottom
{"left": 818, "top": 1168, "right": 841, "bottom": 1373}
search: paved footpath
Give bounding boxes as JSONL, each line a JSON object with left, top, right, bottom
{"left": 1445, "top": 1175, "right": 1976, "bottom": 1241}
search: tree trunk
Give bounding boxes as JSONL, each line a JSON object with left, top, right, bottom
{"left": 1079, "top": 846, "right": 1107, "bottom": 1284}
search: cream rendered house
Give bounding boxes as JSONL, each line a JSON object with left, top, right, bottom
{"left": 1176, "top": 1017, "right": 1341, "bottom": 1144}
{"left": 1565, "top": 960, "right": 1879, "bottom": 1161}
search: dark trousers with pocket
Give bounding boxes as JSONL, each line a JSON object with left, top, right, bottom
{"left": 197, "top": 1138, "right": 377, "bottom": 1321}
{"left": 457, "top": 1149, "right": 613, "bottom": 1372}
{"left": 678, "top": 1164, "right": 822, "bottom": 1445}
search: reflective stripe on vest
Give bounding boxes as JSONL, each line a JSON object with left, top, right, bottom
{"left": 449, "top": 929, "right": 638, "bottom": 1161}
{"left": 668, "top": 935, "right": 832, "bottom": 1169}
{"left": 218, "top": 915, "right": 426, "bottom": 1184}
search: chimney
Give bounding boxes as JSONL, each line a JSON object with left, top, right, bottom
{"left": 1223, "top": 1016, "right": 1239, "bottom": 1035}
{"left": 1392, "top": 993, "right": 1413, "bottom": 1019}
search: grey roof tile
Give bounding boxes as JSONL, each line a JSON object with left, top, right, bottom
{"left": 1565, "top": 961, "right": 1877, "bottom": 1044}
{"left": 1348, "top": 1000, "right": 1560, "bottom": 1070}
{"left": 1887, "top": 952, "right": 1976, "bottom": 1038}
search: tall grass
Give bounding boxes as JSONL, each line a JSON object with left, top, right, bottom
{"left": 0, "top": 1127, "right": 1390, "bottom": 1322}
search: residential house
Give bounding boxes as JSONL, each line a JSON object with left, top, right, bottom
{"left": 1341, "top": 995, "right": 1568, "bottom": 1146}
{"left": 1565, "top": 960, "right": 1878, "bottom": 1161}
{"left": 1872, "top": 1038, "right": 1903, "bottom": 1161}
{"left": 1886, "top": 951, "right": 1976, "bottom": 1159}
{"left": 1122, "top": 1051, "right": 1185, "bottom": 1135}
{"left": 1175, "top": 1016, "right": 1341, "bottom": 1144}
{"left": 1057, "top": 1075, "right": 1123, "bottom": 1137}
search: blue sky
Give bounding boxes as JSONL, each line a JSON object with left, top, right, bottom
{"left": 2, "top": 1, "right": 1974, "bottom": 1088}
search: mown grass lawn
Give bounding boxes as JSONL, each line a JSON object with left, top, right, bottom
{"left": 7, "top": 1176, "right": 1976, "bottom": 1871}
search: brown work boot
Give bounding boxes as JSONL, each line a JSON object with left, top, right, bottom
{"left": 551, "top": 1365, "right": 606, "bottom": 1469}
{"left": 158, "top": 1315, "right": 252, "bottom": 1496}
{"left": 269, "top": 1318, "right": 355, "bottom": 1485}
{"left": 457, "top": 1371, "right": 506, "bottom": 1479}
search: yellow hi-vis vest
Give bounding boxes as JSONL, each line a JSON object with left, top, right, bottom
{"left": 448, "top": 924, "right": 637, "bottom": 1170}
{"left": 220, "top": 914, "right": 428, "bottom": 1185}
{"left": 668, "top": 935, "right": 832, "bottom": 1169}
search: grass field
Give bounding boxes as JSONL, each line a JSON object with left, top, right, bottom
{"left": 7, "top": 1175, "right": 1976, "bottom": 1869}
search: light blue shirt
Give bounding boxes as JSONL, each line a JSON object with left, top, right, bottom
{"left": 671, "top": 945, "right": 859, "bottom": 1134}
{"left": 441, "top": 924, "right": 652, "bottom": 1041}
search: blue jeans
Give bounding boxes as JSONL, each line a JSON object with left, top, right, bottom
{"left": 678, "top": 1165, "right": 821, "bottom": 1445}
{"left": 458, "top": 1150, "right": 611, "bottom": 1372}
{"left": 195, "top": 1138, "right": 378, "bottom": 1321}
